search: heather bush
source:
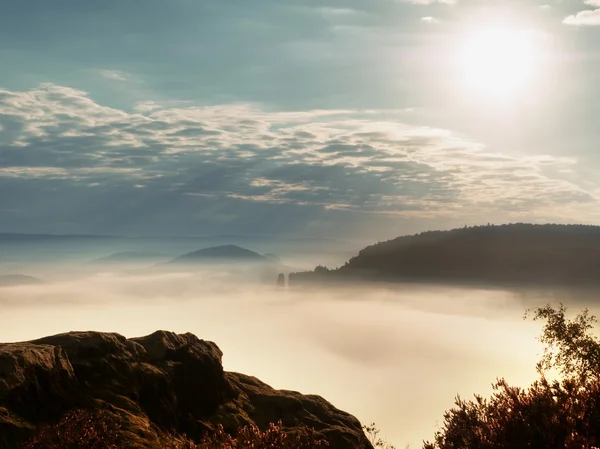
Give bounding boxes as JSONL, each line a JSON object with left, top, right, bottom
{"left": 23, "top": 409, "right": 121, "bottom": 449}
{"left": 25, "top": 414, "right": 331, "bottom": 449}
{"left": 363, "top": 423, "right": 397, "bottom": 449}
{"left": 196, "top": 421, "right": 330, "bottom": 448}
{"left": 424, "top": 304, "right": 600, "bottom": 449}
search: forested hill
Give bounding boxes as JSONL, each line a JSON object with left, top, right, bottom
{"left": 290, "top": 224, "right": 600, "bottom": 287}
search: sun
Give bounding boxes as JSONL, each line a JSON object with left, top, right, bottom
{"left": 458, "top": 26, "right": 540, "bottom": 101}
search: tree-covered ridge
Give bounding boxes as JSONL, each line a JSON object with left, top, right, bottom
{"left": 351, "top": 223, "right": 600, "bottom": 258}
{"left": 291, "top": 224, "right": 600, "bottom": 287}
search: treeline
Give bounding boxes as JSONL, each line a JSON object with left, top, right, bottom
{"left": 291, "top": 224, "right": 600, "bottom": 287}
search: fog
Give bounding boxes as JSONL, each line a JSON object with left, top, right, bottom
{"left": 1, "top": 260, "right": 570, "bottom": 447}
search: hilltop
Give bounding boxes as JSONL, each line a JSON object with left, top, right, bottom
{"left": 166, "top": 245, "right": 269, "bottom": 264}
{"left": 0, "top": 274, "right": 42, "bottom": 287}
{"left": 290, "top": 223, "right": 600, "bottom": 288}
{"left": 91, "top": 251, "right": 167, "bottom": 264}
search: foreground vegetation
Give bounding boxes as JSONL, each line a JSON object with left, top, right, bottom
{"left": 425, "top": 303, "right": 600, "bottom": 449}
{"left": 24, "top": 413, "right": 332, "bottom": 449}
{"left": 22, "top": 302, "right": 600, "bottom": 448}
{"left": 23, "top": 413, "right": 400, "bottom": 449}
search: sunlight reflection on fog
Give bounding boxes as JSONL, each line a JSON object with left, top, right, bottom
{"left": 0, "top": 271, "right": 555, "bottom": 447}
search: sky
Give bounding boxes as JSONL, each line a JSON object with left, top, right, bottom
{"left": 1, "top": 0, "right": 600, "bottom": 239}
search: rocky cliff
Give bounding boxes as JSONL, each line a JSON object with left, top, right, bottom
{"left": 0, "top": 331, "right": 372, "bottom": 448}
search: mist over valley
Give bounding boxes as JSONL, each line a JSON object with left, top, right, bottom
{"left": 2, "top": 227, "right": 598, "bottom": 447}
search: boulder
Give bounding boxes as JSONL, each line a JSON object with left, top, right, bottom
{"left": 221, "top": 372, "right": 371, "bottom": 447}
{"left": 0, "top": 343, "right": 77, "bottom": 448}
{"left": 0, "top": 331, "right": 372, "bottom": 448}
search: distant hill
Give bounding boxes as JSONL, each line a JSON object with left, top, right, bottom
{"left": 290, "top": 224, "right": 600, "bottom": 288}
{"left": 0, "top": 274, "right": 43, "bottom": 287}
{"left": 0, "top": 233, "right": 115, "bottom": 243}
{"left": 166, "top": 245, "right": 269, "bottom": 264}
{"left": 263, "top": 253, "right": 281, "bottom": 263}
{"left": 92, "top": 251, "right": 166, "bottom": 264}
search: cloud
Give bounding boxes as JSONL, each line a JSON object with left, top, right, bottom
{"left": 564, "top": 9, "right": 600, "bottom": 25}
{"left": 564, "top": 1, "right": 600, "bottom": 25}
{"left": 0, "top": 84, "right": 597, "bottom": 235}
{"left": 100, "top": 70, "right": 129, "bottom": 81}
{"left": 318, "top": 7, "right": 357, "bottom": 16}
{"left": 403, "top": 0, "right": 456, "bottom": 4}
{"left": 421, "top": 16, "right": 439, "bottom": 23}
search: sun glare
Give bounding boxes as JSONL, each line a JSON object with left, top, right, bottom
{"left": 459, "top": 26, "right": 540, "bottom": 101}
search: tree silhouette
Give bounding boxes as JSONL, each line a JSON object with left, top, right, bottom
{"left": 424, "top": 304, "right": 600, "bottom": 449}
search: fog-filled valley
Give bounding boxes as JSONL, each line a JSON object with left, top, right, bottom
{"left": 0, "top": 235, "right": 359, "bottom": 279}
{"left": 5, "top": 0, "right": 600, "bottom": 445}
{"left": 3, "top": 234, "right": 595, "bottom": 447}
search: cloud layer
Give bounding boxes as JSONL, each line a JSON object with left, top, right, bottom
{"left": 0, "top": 84, "right": 596, "bottom": 235}
{"left": 563, "top": 0, "right": 600, "bottom": 25}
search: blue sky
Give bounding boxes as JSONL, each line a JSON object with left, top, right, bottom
{"left": 1, "top": 0, "right": 599, "bottom": 238}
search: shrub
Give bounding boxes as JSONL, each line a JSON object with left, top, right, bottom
{"left": 424, "top": 304, "right": 600, "bottom": 449}
{"left": 196, "top": 421, "right": 330, "bottom": 448}
{"left": 23, "top": 409, "right": 121, "bottom": 449}
{"left": 25, "top": 414, "right": 331, "bottom": 449}
{"left": 363, "top": 423, "right": 397, "bottom": 449}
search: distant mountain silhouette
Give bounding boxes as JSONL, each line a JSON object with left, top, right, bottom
{"left": 92, "top": 251, "right": 166, "bottom": 264}
{"left": 290, "top": 223, "right": 600, "bottom": 288}
{"left": 263, "top": 253, "right": 281, "bottom": 263}
{"left": 0, "top": 233, "right": 114, "bottom": 243}
{"left": 0, "top": 274, "right": 43, "bottom": 287}
{"left": 166, "top": 245, "right": 269, "bottom": 264}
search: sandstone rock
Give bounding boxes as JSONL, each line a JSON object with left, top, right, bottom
{"left": 0, "top": 343, "right": 78, "bottom": 448}
{"left": 0, "top": 407, "right": 32, "bottom": 449}
{"left": 277, "top": 273, "right": 286, "bottom": 287}
{"left": 0, "top": 343, "right": 76, "bottom": 419}
{"left": 0, "top": 331, "right": 372, "bottom": 448}
{"left": 221, "top": 372, "right": 372, "bottom": 448}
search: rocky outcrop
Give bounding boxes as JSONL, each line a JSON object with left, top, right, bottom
{"left": 222, "top": 373, "right": 370, "bottom": 448}
{"left": 0, "top": 331, "right": 372, "bottom": 448}
{"left": 276, "top": 273, "right": 286, "bottom": 287}
{"left": 0, "top": 343, "right": 77, "bottom": 448}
